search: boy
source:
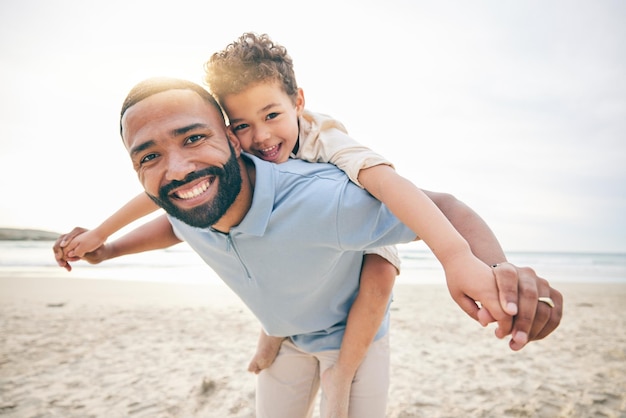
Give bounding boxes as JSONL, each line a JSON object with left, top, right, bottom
{"left": 61, "top": 33, "right": 508, "bottom": 416}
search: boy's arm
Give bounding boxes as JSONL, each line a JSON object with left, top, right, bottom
{"left": 358, "top": 165, "right": 562, "bottom": 350}
{"left": 358, "top": 165, "right": 509, "bottom": 318}
{"left": 62, "top": 193, "right": 159, "bottom": 257}
{"left": 54, "top": 214, "right": 180, "bottom": 270}
{"left": 423, "top": 189, "right": 563, "bottom": 349}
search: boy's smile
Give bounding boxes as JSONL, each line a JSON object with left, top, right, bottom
{"left": 222, "top": 81, "right": 304, "bottom": 164}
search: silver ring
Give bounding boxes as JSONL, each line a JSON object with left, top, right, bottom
{"left": 538, "top": 296, "right": 555, "bottom": 308}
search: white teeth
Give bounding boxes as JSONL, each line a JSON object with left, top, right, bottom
{"left": 176, "top": 180, "right": 209, "bottom": 200}
{"left": 261, "top": 145, "right": 278, "bottom": 153}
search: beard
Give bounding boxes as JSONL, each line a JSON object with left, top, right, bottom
{"left": 147, "top": 147, "right": 242, "bottom": 229}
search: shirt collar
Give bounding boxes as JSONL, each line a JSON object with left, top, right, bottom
{"left": 230, "top": 153, "right": 273, "bottom": 237}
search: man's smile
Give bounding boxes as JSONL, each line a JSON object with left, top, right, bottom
{"left": 169, "top": 177, "right": 215, "bottom": 201}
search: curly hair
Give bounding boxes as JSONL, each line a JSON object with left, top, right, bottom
{"left": 204, "top": 32, "right": 299, "bottom": 104}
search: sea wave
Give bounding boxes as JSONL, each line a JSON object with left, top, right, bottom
{"left": 1, "top": 241, "right": 624, "bottom": 284}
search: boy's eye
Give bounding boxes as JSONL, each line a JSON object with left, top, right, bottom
{"left": 266, "top": 112, "right": 279, "bottom": 121}
{"left": 232, "top": 123, "right": 249, "bottom": 132}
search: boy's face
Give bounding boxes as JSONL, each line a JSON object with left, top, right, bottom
{"left": 221, "top": 81, "right": 304, "bottom": 164}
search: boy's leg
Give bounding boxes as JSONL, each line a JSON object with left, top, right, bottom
{"left": 248, "top": 328, "right": 286, "bottom": 374}
{"left": 256, "top": 339, "right": 320, "bottom": 418}
{"left": 320, "top": 252, "right": 397, "bottom": 417}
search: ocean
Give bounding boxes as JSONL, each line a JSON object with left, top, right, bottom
{"left": 1, "top": 240, "right": 625, "bottom": 285}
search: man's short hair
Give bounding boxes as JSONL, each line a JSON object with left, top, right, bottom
{"left": 120, "top": 77, "right": 225, "bottom": 136}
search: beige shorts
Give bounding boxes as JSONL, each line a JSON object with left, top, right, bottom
{"left": 364, "top": 245, "right": 401, "bottom": 274}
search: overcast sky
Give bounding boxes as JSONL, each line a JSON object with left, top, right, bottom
{"left": 1, "top": 0, "right": 624, "bottom": 253}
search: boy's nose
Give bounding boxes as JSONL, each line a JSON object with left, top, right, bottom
{"left": 254, "top": 126, "right": 271, "bottom": 144}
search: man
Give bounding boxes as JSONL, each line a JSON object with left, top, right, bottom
{"left": 54, "top": 77, "right": 562, "bottom": 417}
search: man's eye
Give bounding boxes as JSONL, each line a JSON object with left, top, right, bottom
{"left": 186, "top": 134, "right": 205, "bottom": 144}
{"left": 140, "top": 153, "right": 158, "bottom": 164}
{"left": 232, "top": 123, "right": 249, "bottom": 132}
{"left": 266, "top": 112, "right": 279, "bottom": 120}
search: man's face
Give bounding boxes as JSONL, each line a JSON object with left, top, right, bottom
{"left": 121, "top": 89, "right": 242, "bottom": 228}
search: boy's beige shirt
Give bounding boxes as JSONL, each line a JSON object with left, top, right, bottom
{"left": 293, "top": 110, "right": 393, "bottom": 188}
{"left": 293, "top": 110, "right": 401, "bottom": 272}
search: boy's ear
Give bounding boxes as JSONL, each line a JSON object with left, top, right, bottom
{"left": 295, "top": 88, "right": 305, "bottom": 116}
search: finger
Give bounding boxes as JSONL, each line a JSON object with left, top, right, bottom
{"left": 508, "top": 267, "right": 543, "bottom": 349}
{"left": 53, "top": 240, "right": 69, "bottom": 267}
{"left": 54, "top": 246, "right": 73, "bottom": 272}
{"left": 494, "top": 313, "right": 513, "bottom": 340}
{"left": 492, "top": 263, "right": 519, "bottom": 316}
{"left": 53, "top": 234, "right": 69, "bottom": 255}
{"left": 53, "top": 228, "right": 86, "bottom": 270}
{"left": 61, "top": 227, "right": 87, "bottom": 247}
{"left": 59, "top": 229, "right": 82, "bottom": 247}
{"left": 476, "top": 307, "right": 496, "bottom": 326}
{"left": 454, "top": 294, "right": 481, "bottom": 323}
{"left": 532, "top": 287, "right": 564, "bottom": 341}
{"left": 64, "top": 239, "right": 80, "bottom": 256}
{"left": 58, "top": 252, "right": 80, "bottom": 269}
{"left": 529, "top": 279, "right": 553, "bottom": 341}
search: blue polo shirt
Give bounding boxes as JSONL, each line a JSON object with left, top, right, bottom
{"left": 169, "top": 154, "right": 416, "bottom": 352}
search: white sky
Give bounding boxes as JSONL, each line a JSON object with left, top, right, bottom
{"left": 1, "top": 0, "right": 624, "bottom": 253}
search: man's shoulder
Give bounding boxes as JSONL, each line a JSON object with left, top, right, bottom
{"left": 279, "top": 158, "right": 347, "bottom": 180}
{"left": 246, "top": 152, "right": 343, "bottom": 178}
{"left": 246, "top": 153, "right": 355, "bottom": 201}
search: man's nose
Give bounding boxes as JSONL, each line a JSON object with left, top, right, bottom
{"left": 165, "top": 153, "right": 196, "bottom": 181}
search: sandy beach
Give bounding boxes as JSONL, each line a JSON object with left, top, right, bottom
{"left": 1, "top": 275, "right": 625, "bottom": 417}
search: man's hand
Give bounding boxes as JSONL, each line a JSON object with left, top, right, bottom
{"left": 489, "top": 263, "right": 563, "bottom": 351}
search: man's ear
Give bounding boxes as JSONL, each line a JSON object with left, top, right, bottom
{"left": 227, "top": 128, "right": 242, "bottom": 156}
{"left": 295, "top": 88, "right": 305, "bottom": 116}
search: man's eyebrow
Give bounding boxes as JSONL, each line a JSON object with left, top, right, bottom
{"left": 171, "top": 123, "right": 210, "bottom": 137}
{"left": 130, "top": 140, "right": 156, "bottom": 157}
{"left": 129, "top": 123, "right": 211, "bottom": 157}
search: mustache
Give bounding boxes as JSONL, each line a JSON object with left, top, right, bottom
{"left": 159, "top": 166, "right": 225, "bottom": 198}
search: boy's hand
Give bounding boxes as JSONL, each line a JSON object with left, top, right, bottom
{"left": 61, "top": 229, "right": 107, "bottom": 258}
{"left": 53, "top": 227, "right": 110, "bottom": 271}
{"left": 53, "top": 227, "right": 88, "bottom": 271}
{"left": 443, "top": 252, "right": 513, "bottom": 332}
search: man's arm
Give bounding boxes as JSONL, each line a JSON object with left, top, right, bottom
{"left": 423, "top": 189, "right": 563, "bottom": 350}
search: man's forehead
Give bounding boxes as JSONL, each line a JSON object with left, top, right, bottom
{"left": 122, "top": 89, "right": 222, "bottom": 140}
{"left": 126, "top": 89, "right": 215, "bottom": 119}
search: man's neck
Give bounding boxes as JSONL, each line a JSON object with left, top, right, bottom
{"left": 210, "top": 156, "right": 255, "bottom": 233}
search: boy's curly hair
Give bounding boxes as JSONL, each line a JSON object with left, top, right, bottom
{"left": 204, "top": 32, "right": 299, "bottom": 104}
